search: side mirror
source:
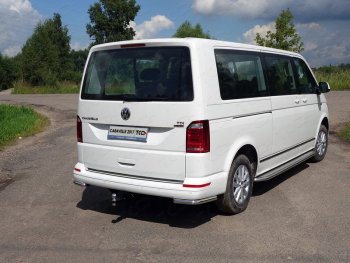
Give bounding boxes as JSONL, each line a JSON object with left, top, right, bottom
{"left": 317, "top": 82, "right": 331, "bottom": 94}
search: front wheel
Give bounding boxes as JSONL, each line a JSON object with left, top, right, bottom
{"left": 216, "top": 154, "right": 254, "bottom": 214}
{"left": 310, "top": 124, "right": 328, "bottom": 162}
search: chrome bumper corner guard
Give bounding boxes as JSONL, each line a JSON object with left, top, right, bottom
{"left": 73, "top": 180, "right": 87, "bottom": 187}
{"left": 173, "top": 196, "right": 217, "bottom": 205}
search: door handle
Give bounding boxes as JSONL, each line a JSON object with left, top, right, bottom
{"left": 294, "top": 99, "right": 300, "bottom": 104}
{"left": 302, "top": 98, "right": 308, "bottom": 103}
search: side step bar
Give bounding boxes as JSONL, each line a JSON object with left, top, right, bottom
{"left": 255, "top": 149, "right": 314, "bottom": 182}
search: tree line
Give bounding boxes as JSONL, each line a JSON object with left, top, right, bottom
{"left": 0, "top": 13, "right": 90, "bottom": 90}
{"left": 0, "top": 0, "right": 304, "bottom": 91}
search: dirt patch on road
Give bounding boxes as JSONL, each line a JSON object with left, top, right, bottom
{"left": 0, "top": 172, "right": 12, "bottom": 189}
{"left": 325, "top": 91, "right": 350, "bottom": 133}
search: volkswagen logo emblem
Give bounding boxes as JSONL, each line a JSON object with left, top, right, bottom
{"left": 121, "top": 107, "right": 130, "bottom": 120}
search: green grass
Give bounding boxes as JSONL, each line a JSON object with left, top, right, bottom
{"left": 314, "top": 68, "right": 350, "bottom": 90}
{"left": 0, "top": 105, "right": 49, "bottom": 149}
{"left": 338, "top": 123, "right": 350, "bottom": 142}
{"left": 12, "top": 82, "right": 79, "bottom": 94}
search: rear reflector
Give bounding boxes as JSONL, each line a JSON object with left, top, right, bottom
{"left": 74, "top": 168, "right": 81, "bottom": 172}
{"left": 120, "top": 43, "right": 146, "bottom": 48}
{"left": 183, "top": 183, "right": 211, "bottom": 188}
{"left": 77, "top": 116, "right": 82, "bottom": 142}
{"left": 186, "top": 120, "right": 210, "bottom": 153}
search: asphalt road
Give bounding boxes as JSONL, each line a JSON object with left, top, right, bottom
{"left": 0, "top": 92, "right": 349, "bottom": 262}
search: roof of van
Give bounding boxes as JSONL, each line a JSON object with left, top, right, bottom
{"left": 90, "top": 37, "right": 302, "bottom": 58}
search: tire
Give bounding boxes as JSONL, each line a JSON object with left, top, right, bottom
{"left": 310, "top": 124, "right": 328, "bottom": 162}
{"left": 216, "top": 154, "right": 254, "bottom": 214}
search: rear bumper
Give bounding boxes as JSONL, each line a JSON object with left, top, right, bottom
{"left": 73, "top": 162, "right": 227, "bottom": 203}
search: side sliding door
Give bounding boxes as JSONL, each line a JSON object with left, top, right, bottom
{"left": 260, "top": 54, "right": 311, "bottom": 171}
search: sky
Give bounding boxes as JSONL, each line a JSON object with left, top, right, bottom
{"left": 0, "top": 0, "right": 349, "bottom": 67}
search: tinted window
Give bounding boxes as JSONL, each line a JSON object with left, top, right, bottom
{"left": 265, "top": 56, "right": 296, "bottom": 96}
{"left": 82, "top": 47, "right": 193, "bottom": 101}
{"left": 293, "top": 58, "right": 317, "bottom": 94}
{"left": 215, "top": 50, "right": 267, "bottom": 100}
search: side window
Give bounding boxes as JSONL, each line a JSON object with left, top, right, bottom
{"left": 215, "top": 50, "right": 267, "bottom": 100}
{"left": 293, "top": 58, "right": 317, "bottom": 94}
{"left": 265, "top": 56, "right": 296, "bottom": 96}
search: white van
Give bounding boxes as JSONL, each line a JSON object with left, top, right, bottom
{"left": 74, "top": 38, "right": 330, "bottom": 214}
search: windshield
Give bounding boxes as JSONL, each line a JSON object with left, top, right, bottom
{"left": 81, "top": 47, "right": 193, "bottom": 101}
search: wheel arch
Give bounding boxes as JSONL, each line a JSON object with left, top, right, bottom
{"left": 321, "top": 117, "right": 329, "bottom": 131}
{"left": 223, "top": 138, "right": 259, "bottom": 176}
{"left": 235, "top": 145, "right": 258, "bottom": 175}
{"left": 315, "top": 114, "right": 329, "bottom": 139}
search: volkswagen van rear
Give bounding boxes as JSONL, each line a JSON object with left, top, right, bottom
{"left": 73, "top": 39, "right": 222, "bottom": 204}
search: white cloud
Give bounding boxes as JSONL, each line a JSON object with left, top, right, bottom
{"left": 193, "top": 0, "right": 284, "bottom": 18}
{"left": 243, "top": 22, "right": 275, "bottom": 44}
{"left": 192, "top": 0, "right": 350, "bottom": 21}
{"left": 0, "top": 0, "right": 41, "bottom": 56}
{"left": 5, "top": 0, "right": 34, "bottom": 13}
{"left": 242, "top": 21, "right": 350, "bottom": 67}
{"left": 131, "top": 15, "right": 174, "bottom": 40}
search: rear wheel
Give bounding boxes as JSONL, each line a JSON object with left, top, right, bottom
{"left": 310, "top": 124, "right": 328, "bottom": 162}
{"left": 216, "top": 154, "right": 254, "bottom": 214}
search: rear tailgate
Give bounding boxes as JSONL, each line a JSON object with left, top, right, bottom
{"left": 79, "top": 101, "right": 197, "bottom": 181}
{"left": 78, "top": 43, "right": 201, "bottom": 182}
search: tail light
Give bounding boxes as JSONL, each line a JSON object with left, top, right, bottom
{"left": 186, "top": 120, "right": 210, "bottom": 153}
{"left": 77, "top": 116, "right": 83, "bottom": 142}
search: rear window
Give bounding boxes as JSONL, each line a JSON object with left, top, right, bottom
{"left": 81, "top": 47, "right": 193, "bottom": 101}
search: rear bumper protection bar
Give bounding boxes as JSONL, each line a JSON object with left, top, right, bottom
{"left": 87, "top": 168, "right": 183, "bottom": 184}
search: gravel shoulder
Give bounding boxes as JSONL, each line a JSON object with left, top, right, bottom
{"left": 0, "top": 94, "right": 77, "bottom": 187}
